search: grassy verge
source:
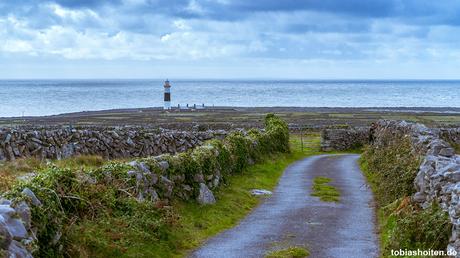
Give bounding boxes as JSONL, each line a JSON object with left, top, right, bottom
{"left": 64, "top": 133, "right": 322, "bottom": 257}
{"left": 311, "top": 177, "right": 340, "bottom": 202}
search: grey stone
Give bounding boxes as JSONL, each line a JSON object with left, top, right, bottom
{"left": 212, "top": 175, "right": 220, "bottom": 188}
{"left": 127, "top": 170, "right": 137, "bottom": 177}
{"left": 0, "top": 199, "right": 11, "bottom": 205}
{"left": 16, "top": 173, "right": 36, "bottom": 182}
{"left": 0, "top": 205, "right": 15, "bottom": 220}
{"left": 439, "top": 147, "right": 456, "bottom": 157}
{"left": 197, "top": 183, "right": 216, "bottom": 205}
{"left": 21, "top": 188, "right": 42, "bottom": 207}
{"left": 250, "top": 189, "right": 273, "bottom": 196}
{"left": 5, "top": 218, "right": 27, "bottom": 240}
{"left": 61, "top": 143, "right": 75, "bottom": 158}
{"left": 158, "top": 161, "right": 169, "bottom": 171}
{"left": 145, "top": 189, "right": 159, "bottom": 202}
{"left": 147, "top": 173, "right": 158, "bottom": 185}
{"left": 7, "top": 240, "right": 33, "bottom": 258}
{"left": 446, "top": 171, "right": 460, "bottom": 183}
{"left": 159, "top": 176, "right": 174, "bottom": 198}
{"left": 0, "top": 220, "right": 12, "bottom": 249}
{"left": 138, "top": 162, "right": 150, "bottom": 173}
{"left": 128, "top": 160, "right": 139, "bottom": 168}
{"left": 14, "top": 202, "right": 31, "bottom": 231}
{"left": 412, "top": 192, "right": 426, "bottom": 203}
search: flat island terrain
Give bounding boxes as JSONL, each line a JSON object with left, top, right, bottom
{"left": 1, "top": 107, "right": 460, "bottom": 129}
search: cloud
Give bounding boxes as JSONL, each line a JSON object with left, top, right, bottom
{"left": 1, "top": 0, "right": 460, "bottom": 78}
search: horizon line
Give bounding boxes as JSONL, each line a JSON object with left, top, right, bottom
{"left": 1, "top": 78, "right": 460, "bottom": 81}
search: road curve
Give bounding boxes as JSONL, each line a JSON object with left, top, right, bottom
{"left": 189, "top": 154, "right": 379, "bottom": 258}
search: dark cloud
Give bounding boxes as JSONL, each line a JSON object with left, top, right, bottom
{"left": 3, "top": 0, "right": 460, "bottom": 31}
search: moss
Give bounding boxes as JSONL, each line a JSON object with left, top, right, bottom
{"left": 311, "top": 176, "right": 340, "bottom": 202}
{"left": 266, "top": 246, "right": 310, "bottom": 258}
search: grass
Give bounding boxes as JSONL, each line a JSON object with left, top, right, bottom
{"left": 311, "top": 176, "right": 340, "bottom": 202}
{"left": 63, "top": 133, "right": 322, "bottom": 257}
{"left": 0, "top": 155, "right": 111, "bottom": 192}
{"left": 266, "top": 246, "right": 310, "bottom": 258}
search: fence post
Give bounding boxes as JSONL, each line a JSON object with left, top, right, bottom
{"left": 300, "top": 127, "right": 304, "bottom": 152}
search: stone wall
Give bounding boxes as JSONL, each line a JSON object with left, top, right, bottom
{"left": 439, "top": 128, "right": 460, "bottom": 150}
{"left": 371, "top": 120, "right": 460, "bottom": 256}
{"left": 320, "top": 127, "right": 369, "bottom": 151}
{"left": 0, "top": 127, "right": 228, "bottom": 161}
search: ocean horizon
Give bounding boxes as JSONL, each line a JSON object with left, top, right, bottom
{"left": 1, "top": 79, "right": 460, "bottom": 118}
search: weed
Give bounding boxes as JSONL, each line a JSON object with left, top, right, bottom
{"left": 311, "top": 176, "right": 340, "bottom": 202}
{"left": 266, "top": 246, "right": 310, "bottom": 258}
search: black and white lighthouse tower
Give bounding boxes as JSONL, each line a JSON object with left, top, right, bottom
{"left": 163, "top": 79, "right": 171, "bottom": 110}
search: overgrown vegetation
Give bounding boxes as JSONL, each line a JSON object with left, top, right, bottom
{"left": 266, "top": 246, "right": 310, "bottom": 258}
{"left": 360, "top": 136, "right": 420, "bottom": 206}
{"left": 360, "top": 132, "right": 451, "bottom": 257}
{"left": 379, "top": 198, "right": 451, "bottom": 255}
{"left": 1, "top": 114, "right": 306, "bottom": 257}
{"left": 311, "top": 177, "right": 340, "bottom": 202}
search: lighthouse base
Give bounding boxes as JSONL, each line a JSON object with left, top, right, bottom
{"left": 164, "top": 102, "right": 171, "bottom": 110}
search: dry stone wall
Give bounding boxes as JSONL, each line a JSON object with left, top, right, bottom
{"left": 371, "top": 120, "right": 460, "bottom": 256}
{"left": 0, "top": 127, "right": 228, "bottom": 161}
{"left": 320, "top": 127, "right": 369, "bottom": 151}
{"left": 439, "top": 128, "right": 460, "bottom": 150}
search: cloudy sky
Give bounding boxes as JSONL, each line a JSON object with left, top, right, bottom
{"left": 1, "top": 0, "right": 460, "bottom": 79}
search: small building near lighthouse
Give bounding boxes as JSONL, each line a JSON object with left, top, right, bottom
{"left": 164, "top": 79, "right": 171, "bottom": 110}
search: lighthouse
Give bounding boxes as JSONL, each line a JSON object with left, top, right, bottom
{"left": 164, "top": 79, "right": 171, "bottom": 110}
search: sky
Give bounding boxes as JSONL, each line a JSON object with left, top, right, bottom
{"left": 1, "top": 0, "right": 460, "bottom": 79}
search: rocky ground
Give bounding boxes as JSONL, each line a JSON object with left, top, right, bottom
{"left": 1, "top": 107, "right": 460, "bottom": 130}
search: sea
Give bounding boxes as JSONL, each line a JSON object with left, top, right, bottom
{"left": 0, "top": 79, "right": 459, "bottom": 117}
